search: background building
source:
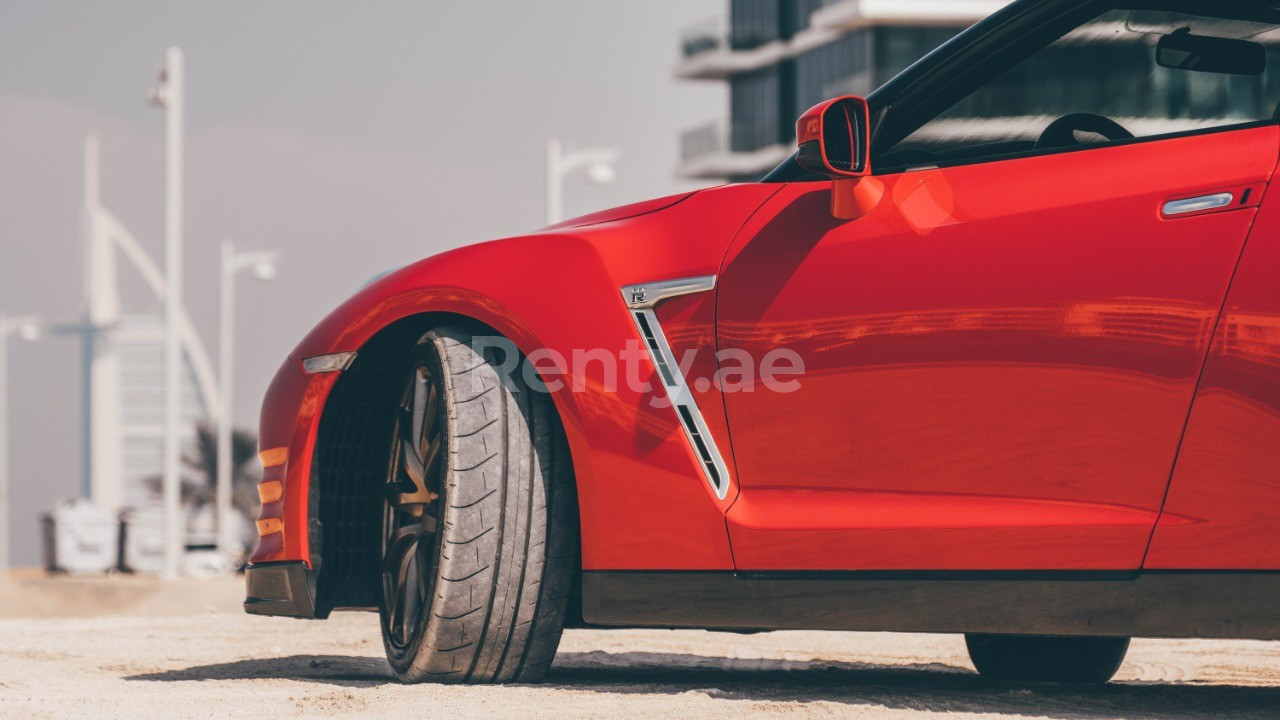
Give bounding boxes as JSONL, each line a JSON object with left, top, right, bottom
{"left": 113, "top": 314, "right": 211, "bottom": 510}
{"left": 676, "top": 0, "right": 1009, "bottom": 181}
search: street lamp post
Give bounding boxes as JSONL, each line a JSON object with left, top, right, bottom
{"left": 0, "top": 315, "right": 41, "bottom": 580}
{"left": 545, "top": 139, "right": 620, "bottom": 226}
{"left": 217, "top": 241, "right": 278, "bottom": 558}
{"left": 150, "top": 47, "right": 185, "bottom": 579}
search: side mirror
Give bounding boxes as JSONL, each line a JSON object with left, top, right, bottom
{"left": 796, "top": 95, "right": 871, "bottom": 178}
{"left": 795, "top": 95, "right": 881, "bottom": 220}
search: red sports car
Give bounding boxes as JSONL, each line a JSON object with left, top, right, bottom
{"left": 246, "top": 0, "right": 1280, "bottom": 685}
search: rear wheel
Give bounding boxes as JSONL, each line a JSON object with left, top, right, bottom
{"left": 379, "top": 326, "right": 576, "bottom": 684}
{"left": 965, "top": 634, "right": 1129, "bottom": 684}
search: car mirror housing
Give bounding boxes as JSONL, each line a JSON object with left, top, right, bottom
{"left": 796, "top": 95, "right": 871, "bottom": 177}
{"left": 794, "top": 95, "right": 881, "bottom": 221}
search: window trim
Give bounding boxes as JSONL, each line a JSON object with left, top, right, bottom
{"left": 873, "top": 118, "right": 1280, "bottom": 177}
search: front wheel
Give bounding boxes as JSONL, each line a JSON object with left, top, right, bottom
{"left": 379, "top": 326, "right": 577, "bottom": 684}
{"left": 965, "top": 634, "right": 1129, "bottom": 684}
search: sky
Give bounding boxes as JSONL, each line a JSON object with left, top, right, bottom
{"left": 0, "top": 1, "right": 725, "bottom": 565}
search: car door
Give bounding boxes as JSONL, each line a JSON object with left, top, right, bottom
{"left": 715, "top": 5, "right": 1280, "bottom": 572}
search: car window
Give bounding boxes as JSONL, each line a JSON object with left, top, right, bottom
{"left": 878, "top": 5, "right": 1280, "bottom": 172}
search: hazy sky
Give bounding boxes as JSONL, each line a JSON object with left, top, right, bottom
{"left": 0, "top": 1, "right": 724, "bottom": 565}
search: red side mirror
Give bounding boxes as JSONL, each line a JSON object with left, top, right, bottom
{"left": 795, "top": 95, "right": 871, "bottom": 178}
{"left": 795, "top": 96, "right": 880, "bottom": 220}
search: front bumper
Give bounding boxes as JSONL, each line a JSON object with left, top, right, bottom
{"left": 250, "top": 358, "right": 340, "bottom": 566}
{"left": 244, "top": 561, "right": 320, "bottom": 618}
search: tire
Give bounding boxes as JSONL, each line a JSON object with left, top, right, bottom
{"left": 965, "top": 634, "right": 1129, "bottom": 684}
{"left": 378, "top": 326, "right": 577, "bottom": 684}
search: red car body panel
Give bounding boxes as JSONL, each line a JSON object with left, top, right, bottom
{"left": 1146, "top": 176, "right": 1280, "bottom": 568}
{"left": 717, "top": 126, "right": 1279, "bottom": 570}
{"left": 254, "top": 183, "right": 781, "bottom": 570}
{"left": 542, "top": 190, "right": 700, "bottom": 231}
{"left": 254, "top": 125, "right": 1280, "bottom": 578}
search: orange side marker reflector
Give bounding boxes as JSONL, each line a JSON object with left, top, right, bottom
{"left": 257, "top": 480, "right": 283, "bottom": 504}
{"left": 256, "top": 518, "right": 284, "bottom": 536}
{"left": 259, "top": 447, "right": 289, "bottom": 468}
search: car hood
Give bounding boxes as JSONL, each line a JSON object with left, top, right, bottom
{"left": 540, "top": 189, "right": 706, "bottom": 231}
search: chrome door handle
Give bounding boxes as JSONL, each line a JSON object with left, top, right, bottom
{"left": 1163, "top": 193, "right": 1234, "bottom": 217}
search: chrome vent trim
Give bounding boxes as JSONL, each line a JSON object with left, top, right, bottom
{"left": 622, "top": 275, "right": 717, "bottom": 310}
{"left": 621, "top": 276, "right": 730, "bottom": 500}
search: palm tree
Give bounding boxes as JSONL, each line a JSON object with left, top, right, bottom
{"left": 183, "top": 421, "right": 262, "bottom": 516}
{"left": 145, "top": 422, "right": 261, "bottom": 517}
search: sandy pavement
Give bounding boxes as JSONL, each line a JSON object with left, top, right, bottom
{"left": 2, "top": 575, "right": 1280, "bottom": 719}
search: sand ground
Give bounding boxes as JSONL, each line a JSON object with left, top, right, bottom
{"left": 2, "top": 574, "right": 1280, "bottom": 719}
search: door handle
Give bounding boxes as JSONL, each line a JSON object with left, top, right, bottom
{"left": 1163, "top": 193, "right": 1235, "bottom": 217}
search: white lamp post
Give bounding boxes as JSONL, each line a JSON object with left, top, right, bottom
{"left": 545, "top": 139, "right": 620, "bottom": 226}
{"left": 0, "top": 315, "right": 41, "bottom": 580}
{"left": 150, "top": 47, "right": 185, "bottom": 579}
{"left": 217, "top": 241, "right": 278, "bottom": 558}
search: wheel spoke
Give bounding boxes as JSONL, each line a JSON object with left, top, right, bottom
{"left": 401, "top": 437, "right": 426, "bottom": 485}
{"left": 383, "top": 523, "right": 425, "bottom": 572}
{"left": 410, "top": 369, "right": 429, "bottom": 451}
{"left": 383, "top": 522, "right": 429, "bottom": 647}
{"left": 381, "top": 355, "right": 446, "bottom": 652}
{"left": 392, "top": 362, "right": 442, "bottom": 508}
{"left": 420, "top": 378, "right": 438, "bottom": 445}
{"left": 396, "top": 548, "right": 419, "bottom": 642}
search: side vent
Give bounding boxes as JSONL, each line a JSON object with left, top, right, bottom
{"left": 622, "top": 276, "right": 730, "bottom": 500}
{"left": 676, "top": 405, "right": 722, "bottom": 490}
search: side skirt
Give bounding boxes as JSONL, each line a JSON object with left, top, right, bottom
{"left": 582, "top": 571, "right": 1280, "bottom": 639}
